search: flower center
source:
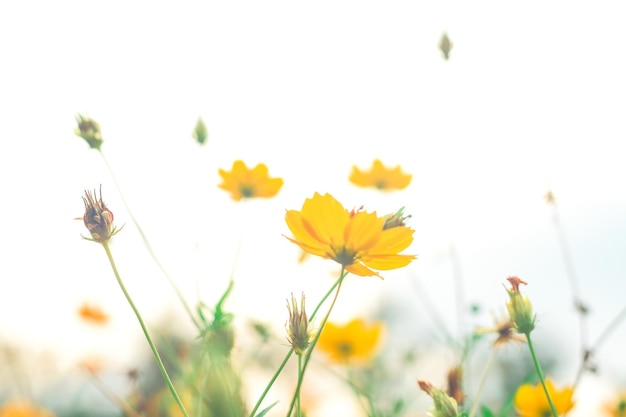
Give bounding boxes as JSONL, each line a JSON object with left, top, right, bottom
{"left": 240, "top": 185, "right": 255, "bottom": 198}
{"left": 336, "top": 341, "right": 354, "bottom": 358}
{"left": 375, "top": 180, "right": 387, "bottom": 189}
{"left": 333, "top": 247, "right": 357, "bottom": 267}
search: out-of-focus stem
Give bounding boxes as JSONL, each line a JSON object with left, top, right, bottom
{"left": 102, "top": 241, "right": 190, "bottom": 417}
{"left": 98, "top": 150, "right": 201, "bottom": 331}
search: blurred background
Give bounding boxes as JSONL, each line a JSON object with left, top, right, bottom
{"left": 1, "top": 1, "right": 625, "bottom": 415}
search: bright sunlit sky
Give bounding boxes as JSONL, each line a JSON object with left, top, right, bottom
{"left": 1, "top": 0, "right": 626, "bottom": 409}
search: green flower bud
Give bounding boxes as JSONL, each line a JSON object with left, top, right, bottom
{"left": 418, "top": 380, "right": 459, "bottom": 417}
{"left": 192, "top": 117, "right": 208, "bottom": 145}
{"left": 504, "top": 276, "right": 535, "bottom": 334}
{"left": 75, "top": 114, "right": 103, "bottom": 150}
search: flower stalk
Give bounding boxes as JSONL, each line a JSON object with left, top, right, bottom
{"left": 247, "top": 273, "right": 345, "bottom": 417}
{"left": 525, "top": 332, "right": 559, "bottom": 417}
{"left": 101, "top": 241, "right": 190, "bottom": 417}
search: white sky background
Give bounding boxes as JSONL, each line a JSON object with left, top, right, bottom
{"left": 1, "top": 1, "right": 626, "bottom": 413}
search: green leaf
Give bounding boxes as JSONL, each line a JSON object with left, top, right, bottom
{"left": 255, "top": 401, "right": 279, "bottom": 417}
{"left": 480, "top": 405, "right": 496, "bottom": 417}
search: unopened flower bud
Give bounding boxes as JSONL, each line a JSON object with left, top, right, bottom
{"left": 439, "top": 33, "right": 453, "bottom": 61}
{"left": 505, "top": 276, "right": 535, "bottom": 334}
{"left": 80, "top": 186, "right": 122, "bottom": 244}
{"left": 286, "top": 293, "right": 311, "bottom": 355}
{"left": 418, "top": 380, "right": 459, "bottom": 417}
{"left": 75, "top": 114, "right": 103, "bottom": 150}
{"left": 192, "top": 117, "right": 208, "bottom": 145}
{"left": 383, "top": 207, "right": 411, "bottom": 230}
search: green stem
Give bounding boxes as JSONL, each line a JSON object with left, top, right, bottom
{"left": 468, "top": 348, "right": 496, "bottom": 417}
{"left": 101, "top": 242, "right": 190, "bottom": 417}
{"left": 525, "top": 332, "right": 558, "bottom": 417}
{"left": 99, "top": 150, "right": 202, "bottom": 332}
{"left": 286, "top": 270, "right": 347, "bottom": 417}
{"left": 296, "top": 355, "right": 303, "bottom": 417}
{"left": 247, "top": 271, "right": 346, "bottom": 417}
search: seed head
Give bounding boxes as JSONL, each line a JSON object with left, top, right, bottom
{"left": 80, "top": 186, "right": 122, "bottom": 244}
{"left": 286, "top": 293, "right": 312, "bottom": 355}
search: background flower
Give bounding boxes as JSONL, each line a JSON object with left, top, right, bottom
{"left": 0, "top": 400, "right": 56, "bottom": 417}
{"left": 349, "top": 159, "right": 412, "bottom": 191}
{"left": 218, "top": 160, "right": 283, "bottom": 201}
{"left": 317, "top": 318, "right": 384, "bottom": 365}
{"left": 77, "top": 303, "right": 109, "bottom": 325}
{"left": 514, "top": 379, "right": 574, "bottom": 417}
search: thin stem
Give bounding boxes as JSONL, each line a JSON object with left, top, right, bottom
{"left": 346, "top": 369, "right": 378, "bottom": 417}
{"left": 286, "top": 269, "right": 347, "bottom": 417}
{"left": 574, "top": 302, "right": 626, "bottom": 387}
{"left": 408, "top": 273, "right": 457, "bottom": 347}
{"left": 101, "top": 242, "right": 190, "bottom": 417}
{"left": 296, "top": 354, "right": 303, "bottom": 417}
{"left": 83, "top": 366, "right": 142, "bottom": 417}
{"left": 247, "top": 272, "right": 345, "bottom": 417}
{"left": 468, "top": 348, "right": 497, "bottom": 417}
{"left": 591, "top": 303, "right": 626, "bottom": 352}
{"left": 99, "top": 150, "right": 201, "bottom": 331}
{"left": 449, "top": 243, "right": 466, "bottom": 339}
{"left": 525, "top": 332, "right": 558, "bottom": 417}
{"left": 549, "top": 204, "right": 589, "bottom": 385}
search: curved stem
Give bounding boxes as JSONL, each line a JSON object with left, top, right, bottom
{"left": 247, "top": 272, "right": 346, "bottom": 417}
{"left": 286, "top": 269, "right": 347, "bottom": 417}
{"left": 525, "top": 332, "right": 558, "bottom": 417}
{"left": 468, "top": 348, "right": 496, "bottom": 417}
{"left": 99, "top": 150, "right": 201, "bottom": 331}
{"left": 101, "top": 242, "right": 190, "bottom": 417}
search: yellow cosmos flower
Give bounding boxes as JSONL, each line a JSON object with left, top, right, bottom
{"left": 285, "top": 193, "right": 416, "bottom": 278}
{"left": 218, "top": 160, "right": 283, "bottom": 201}
{"left": 0, "top": 400, "right": 56, "bottom": 417}
{"left": 514, "top": 379, "right": 575, "bottom": 417}
{"left": 317, "top": 318, "right": 384, "bottom": 364}
{"left": 349, "top": 159, "right": 412, "bottom": 191}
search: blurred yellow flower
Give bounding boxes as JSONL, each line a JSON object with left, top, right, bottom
{"left": 603, "top": 390, "right": 626, "bottom": 417}
{"left": 218, "top": 160, "right": 283, "bottom": 201}
{"left": 285, "top": 193, "right": 415, "bottom": 278}
{"left": 514, "top": 379, "right": 574, "bottom": 417}
{"left": 349, "top": 159, "right": 412, "bottom": 191}
{"left": 0, "top": 400, "right": 56, "bottom": 417}
{"left": 317, "top": 318, "right": 384, "bottom": 364}
{"left": 78, "top": 303, "right": 109, "bottom": 325}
